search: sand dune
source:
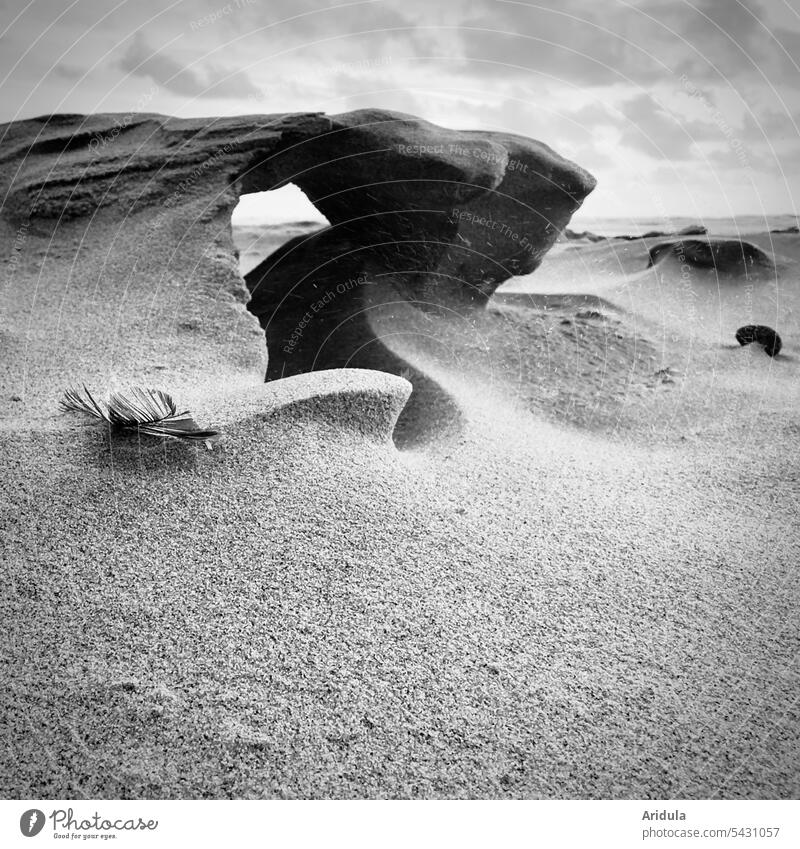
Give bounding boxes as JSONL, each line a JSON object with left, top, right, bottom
{"left": 6, "top": 226, "right": 796, "bottom": 799}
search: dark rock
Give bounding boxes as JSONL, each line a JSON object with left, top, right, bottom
{"left": 565, "top": 228, "right": 606, "bottom": 242}
{"left": 647, "top": 238, "right": 773, "bottom": 271}
{"left": 108, "top": 679, "right": 139, "bottom": 692}
{"left": 770, "top": 225, "right": 799, "bottom": 234}
{"left": 653, "top": 367, "right": 677, "bottom": 384}
{"left": 243, "top": 109, "right": 596, "bottom": 378}
{"left": 0, "top": 108, "right": 595, "bottom": 385}
{"left": 735, "top": 325, "right": 782, "bottom": 357}
{"left": 615, "top": 224, "right": 707, "bottom": 240}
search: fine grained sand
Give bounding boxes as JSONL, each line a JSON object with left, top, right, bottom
{"left": 2, "top": 222, "right": 799, "bottom": 799}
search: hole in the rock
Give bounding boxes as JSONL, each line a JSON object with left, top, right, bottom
{"left": 230, "top": 183, "right": 464, "bottom": 449}
{"left": 231, "top": 183, "right": 328, "bottom": 276}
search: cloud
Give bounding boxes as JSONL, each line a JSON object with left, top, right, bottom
{"left": 1, "top": 0, "right": 797, "bottom": 215}
{"left": 704, "top": 145, "right": 754, "bottom": 172}
{"left": 202, "top": 0, "right": 420, "bottom": 64}
{"left": 119, "top": 33, "right": 261, "bottom": 99}
{"left": 53, "top": 64, "right": 86, "bottom": 81}
{"left": 742, "top": 109, "right": 800, "bottom": 142}
{"left": 617, "top": 94, "right": 727, "bottom": 159}
{"left": 664, "top": 0, "right": 768, "bottom": 60}
{"left": 650, "top": 0, "right": 800, "bottom": 87}
{"left": 455, "top": 0, "right": 797, "bottom": 90}
{"left": 459, "top": 1, "right": 659, "bottom": 87}
{"left": 560, "top": 143, "right": 616, "bottom": 171}
{"left": 772, "top": 27, "right": 800, "bottom": 81}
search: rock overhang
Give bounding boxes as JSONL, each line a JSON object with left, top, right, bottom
{"left": 0, "top": 107, "right": 595, "bottom": 394}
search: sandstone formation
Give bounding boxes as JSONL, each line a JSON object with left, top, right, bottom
{"left": 243, "top": 110, "right": 596, "bottom": 380}
{"left": 646, "top": 237, "right": 773, "bottom": 271}
{"left": 0, "top": 109, "right": 595, "bottom": 398}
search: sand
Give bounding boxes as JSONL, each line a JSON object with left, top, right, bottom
{"left": 2, "top": 218, "right": 798, "bottom": 799}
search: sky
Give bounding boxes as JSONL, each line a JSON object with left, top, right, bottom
{"left": 1, "top": 0, "right": 799, "bottom": 222}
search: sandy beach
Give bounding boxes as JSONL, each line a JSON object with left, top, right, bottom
{"left": 3, "top": 182, "right": 798, "bottom": 796}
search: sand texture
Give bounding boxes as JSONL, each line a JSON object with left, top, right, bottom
{"left": 1, "top": 111, "right": 798, "bottom": 799}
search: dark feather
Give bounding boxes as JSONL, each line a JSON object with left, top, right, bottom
{"left": 61, "top": 385, "right": 219, "bottom": 444}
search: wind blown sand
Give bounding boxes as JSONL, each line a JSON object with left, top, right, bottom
{"left": 3, "top": 224, "right": 797, "bottom": 799}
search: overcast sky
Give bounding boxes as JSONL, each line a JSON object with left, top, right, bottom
{"left": 1, "top": 0, "right": 799, "bottom": 220}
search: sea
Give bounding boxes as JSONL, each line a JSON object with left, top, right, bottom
{"left": 232, "top": 214, "right": 799, "bottom": 275}
{"left": 564, "top": 213, "right": 799, "bottom": 239}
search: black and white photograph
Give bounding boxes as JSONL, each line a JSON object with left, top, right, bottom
{"left": 1, "top": 0, "right": 798, "bottom": 844}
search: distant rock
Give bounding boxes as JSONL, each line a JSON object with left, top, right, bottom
{"left": 565, "top": 228, "right": 606, "bottom": 242}
{"left": 770, "top": 225, "right": 799, "bottom": 234}
{"left": 615, "top": 224, "right": 708, "bottom": 241}
{"left": 735, "top": 325, "right": 783, "bottom": 357}
{"left": 653, "top": 367, "right": 678, "bottom": 384}
{"left": 646, "top": 238, "right": 773, "bottom": 271}
{"left": 559, "top": 223, "right": 707, "bottom": 244}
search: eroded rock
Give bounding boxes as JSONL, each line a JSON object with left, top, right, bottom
{"left": 735, "top": 325, "right": 783, "bottom": 357}
{"left": 1, "top": 108, "right": 595, "bottom": 394}
{"left": 244, "top": 109, "right": 596, "bottom": 378}
{"left": 647, "top": 238, "right": 773, "bottom": 271}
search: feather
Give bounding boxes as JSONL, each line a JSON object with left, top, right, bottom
{"left": 61, "top": 385, "right": 219, "bottom": 445}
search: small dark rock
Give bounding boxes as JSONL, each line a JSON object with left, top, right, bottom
{"left": 619, "top": 224, "right": 707, "bottom": 240}
{"left": 109, "top": 679, "right": 139, "bottom": 692}
{"left": 735, "top": 325, "right": 782, "bottom": 357}
{"left": 564, "top": 228, "right": 606, "bottom": 242}
{"left": 647, "top": 238, "right": 772, "bottom": 271}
